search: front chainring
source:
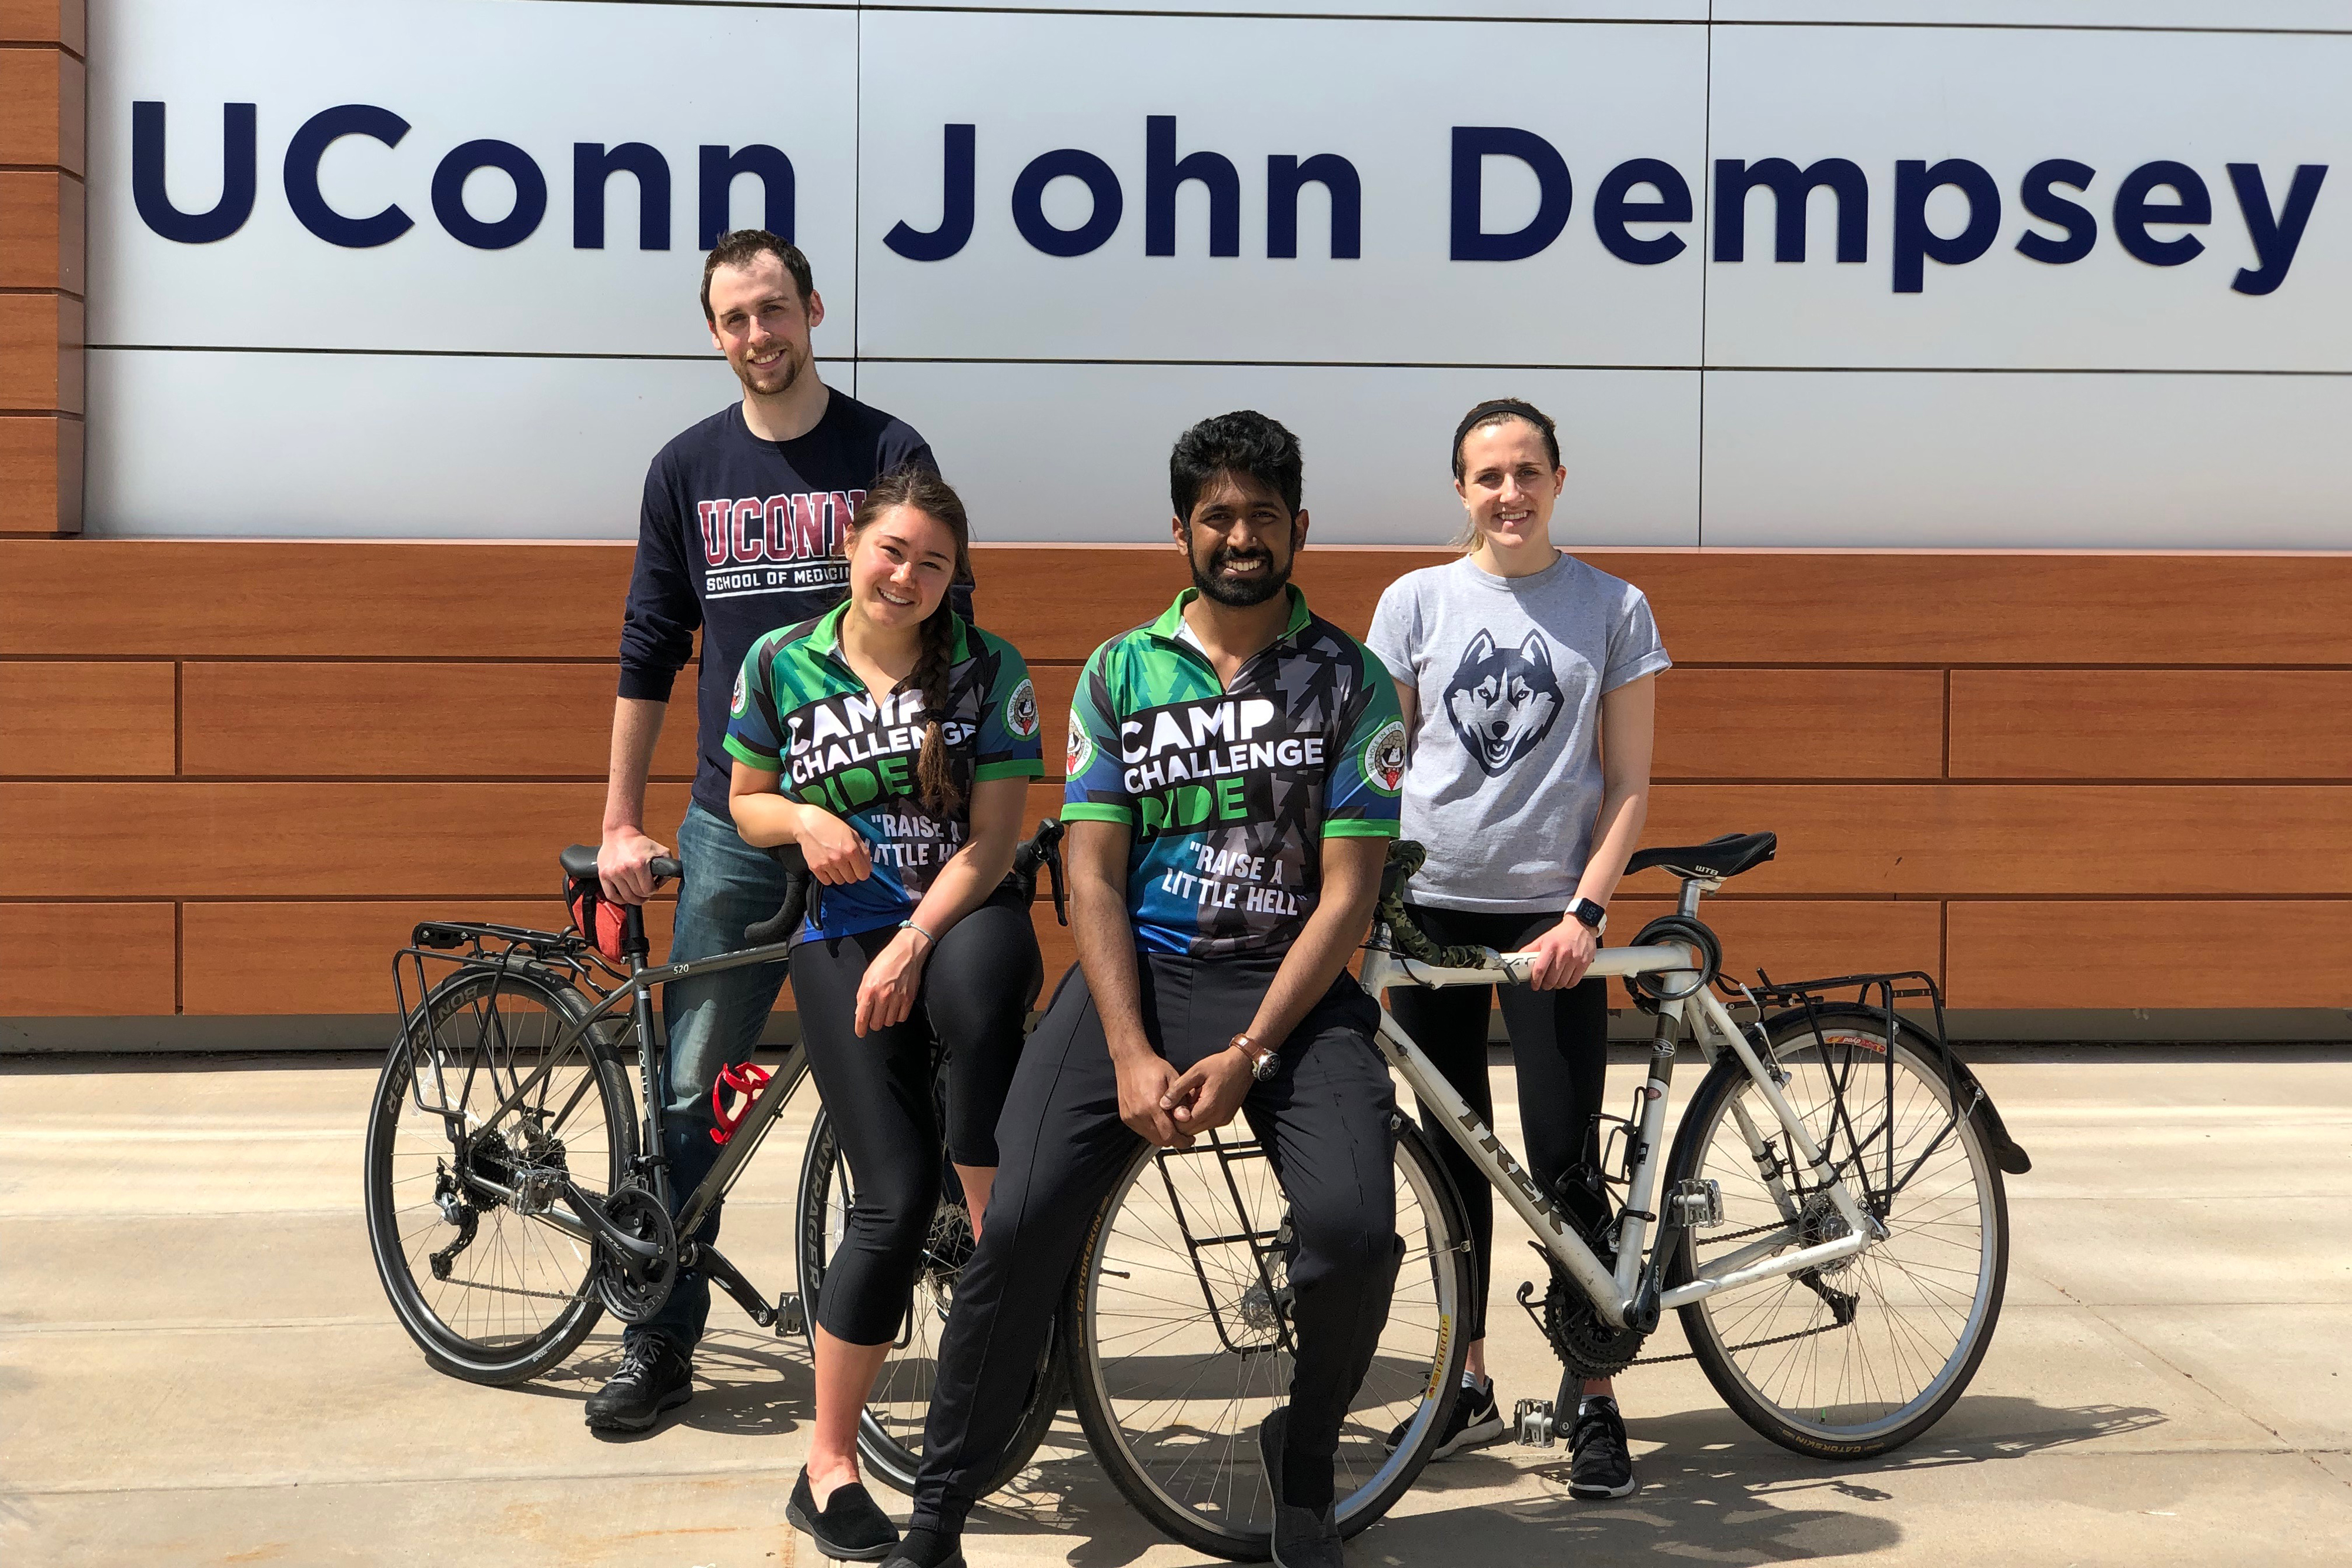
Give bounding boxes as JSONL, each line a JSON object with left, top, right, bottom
{"left": 595, "top": 1185, "right": 679, "bottom": 1325}
{"left": 1540, "top": 1263, "right": 1648, "bottom": 1379}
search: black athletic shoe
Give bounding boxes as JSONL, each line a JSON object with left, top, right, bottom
{"left": 582, "top": 1335, "right": 693, "bottom": 1432}
{"left": 1385, "top": 1376, "right": 1506, "bottom": 1459}
{"left": 1259, "top": 1408, "right": 1344, "bottom": 1568}
{"left": 1568, "top": 1400, "right": 1636, "bottom": 1500}
{"left": 788, "top": 1469, "right": 901, "bottom": 1562}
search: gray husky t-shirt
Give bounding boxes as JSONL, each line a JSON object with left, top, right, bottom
{"left": 1366, "top": 552, "right": 1669, "bottom": 912}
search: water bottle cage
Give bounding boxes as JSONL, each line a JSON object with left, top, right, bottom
{"left": 709, "top": 1061, "right": 772, "bottom": 1146}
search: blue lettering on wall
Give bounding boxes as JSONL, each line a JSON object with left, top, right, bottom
{"left": 119, "top": 102, "right": 2329, "bottom": 299}
{"left": 699, "top": 144, "right": 794, "bottom": 248}
{"left": 1893, "top": 158, "right": 2001, "bottom": 293}
{"left": 886, "top": 123, "right": 975, "bottom": 262}
{"left": 432, "top": 139, "right": 546, "bottom": 250}
{"left": 1012, "top": 148, "right": 1123, "bottom": 258}
{"left": 283, "top": 103, "right": 413, "bottom": 248}
{"left": 1451, "top": 127, "right": 1572, "bottom": 262}
{"left": 131, "top": 101, "right": 256, "bottom": 244}
{"left": 574, "top": 142, "right": 670, "bottom": 250}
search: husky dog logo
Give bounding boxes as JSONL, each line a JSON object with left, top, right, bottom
{"left": 1443, "top": 630, "right": 1563, "bottom": 775}
{"left": 1065, "top": 710, "right": 1095, "bottom": 777}
{"left": 1005, "top": 678, "right": 1040, "bottom": 740}
{"left": 1364, "top": 717, "right": 1408, "bottom": 796}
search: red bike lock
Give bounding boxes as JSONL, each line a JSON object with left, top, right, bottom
{"left": 708, "top": 1061, "right": 772, "bottom": 1146}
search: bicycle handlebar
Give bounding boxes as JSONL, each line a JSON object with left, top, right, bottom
{"left": 741, "top": 820, "right": 1069, "bottom": 948}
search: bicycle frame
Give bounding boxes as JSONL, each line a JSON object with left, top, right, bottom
{"left": 1360, "top": 888, "right": 1879, "bottom": 1334}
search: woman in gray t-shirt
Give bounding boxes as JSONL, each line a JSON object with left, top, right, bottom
{"left": 1365, "top": 397, "right": 1668, "bottom": 1498}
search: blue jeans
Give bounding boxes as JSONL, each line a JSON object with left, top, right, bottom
{"left": 632, "top": 801, "right": 794, "bottom": 1356}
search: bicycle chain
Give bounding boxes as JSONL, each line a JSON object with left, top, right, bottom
{"left": 1627, "top": 1317, "right": 1849, "bottom": 1366}
{"left": 438, "top": 1274, "right": 592, "bottom": 1306}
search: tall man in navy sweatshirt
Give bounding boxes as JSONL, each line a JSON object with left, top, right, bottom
{"left": 587, "top": 230, "right": 945, "bottom": 1431}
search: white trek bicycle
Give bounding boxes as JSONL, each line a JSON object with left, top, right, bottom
{"left": 1057, "top": 831, "right": 2031, "bottom": 1559}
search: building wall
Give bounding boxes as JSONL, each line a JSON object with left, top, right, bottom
{"left": 4, "top": 4, "right": 2349, "bottom": 1030}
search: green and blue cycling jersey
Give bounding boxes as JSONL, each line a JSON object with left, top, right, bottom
{"left": 724, "top": 604, "right": 1044, "bottom": 944}
{"left": 1062, "top": 586, "right": 1405, "bottom": 959}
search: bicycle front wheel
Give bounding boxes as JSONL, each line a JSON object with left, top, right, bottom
{"left": 1064, "top": 1119, "right": 1471, "bottom": 1562}
{"left": 794, "top": 1106, "right": 1059, "bottom": 1496}
{"left": 364, "top": 962, "right": 634, "bottom": 1385}
{"left": 1665, "top": 1004, "right": 2009, "bottom": 1459}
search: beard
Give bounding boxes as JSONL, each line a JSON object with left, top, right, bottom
{"left": 733, "top": 340, "right": 807, "bottom": 397}
{"left": 1192, "top": 541, "right": 1291, "bottom": 607}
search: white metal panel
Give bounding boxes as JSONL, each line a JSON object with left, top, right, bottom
{"left": 854, "top": 10, "right": 1707, "bottom": 366}
{"left": 854, "top": 362, "right": 1699, "bottom": 546}
{"left": 1705, "top": 25, "right": 2352, "bottom": 370}
{"left": 86, "top": 0, "right": 860, "bottom": 356}
{"left": 903, "top": 1, "right": 1707, "bottom": 15}
{"left": 1715, "top": 3, "right": 2352, "bottom": 26}
{"left": 82, "top": 349, "right": 759, "bottom": 537}
{"left": 1701, "top": 370, "right": 2352, "bottom": 550}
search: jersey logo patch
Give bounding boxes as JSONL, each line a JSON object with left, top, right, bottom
{"left": 1364, "top": 717, "right": 1408, "bottom": 796}
{"left": 1006, "top": 678, "right": 1040, "bottom": 740}
{"left": 730, "top": 668, "right": 748, "bottom": 718}
{"left": 1066, "top": 711, "right": 1095, "bottom": 777}
{"left": 1444, "top": 630, "right": 1562, "bottom": 776}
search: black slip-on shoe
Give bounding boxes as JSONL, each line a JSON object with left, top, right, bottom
{"left": 789, "top": 1469, "right": 901, "bottom": 1562}
{"left": 1384, "top": 1377, "right": 1506, "bottom": 1459}
{"left": 1259, "top": 1409, "right": 1345, "bottom": 1568}
{"left": 1567, "top": 1400, "right": 1637, "bottom": 1500}
{"left": 880, "top": 1526, "right": 965, "bottom": 1568}
{"left": 582, "top": 1335, "right": 693, "bottom": 1432}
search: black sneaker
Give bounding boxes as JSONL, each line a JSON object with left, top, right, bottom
{"left": 788, "top": 1467, "right": 900, "bottom": 1561}
{"left": 1259, "top": 1408, "right": 1344, "bottom": 1568}
{"left": 1384, "top": 1377, "right": 1506, "bottom": 1459}
{"left": 1568, "top": 1399, "right": 1636, "bottom": 1500}
{"left": 582, "top": 1334, "right": 693, "bottom": 1432}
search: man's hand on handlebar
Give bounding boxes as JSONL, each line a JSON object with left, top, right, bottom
{"left": 1524, "top": 915, "right": 1599, "bottom": 991}
{"left": 598, "top": 827, "right": 673, "bottom": 905}
{"left": 795, "top": 804, "right": 874, "bottom": 886}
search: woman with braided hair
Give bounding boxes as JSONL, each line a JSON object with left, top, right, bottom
{"left": 725, "top": 467, "right": 1045, "bottom": 1562}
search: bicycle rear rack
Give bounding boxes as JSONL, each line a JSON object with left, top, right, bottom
{"left": 1150, "top": 1130, "right": 1297, "bottom": 1359}
{"left": 392, "top": 921, "right": 619, "bottom": 1127}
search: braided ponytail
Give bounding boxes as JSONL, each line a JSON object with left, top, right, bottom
{"left": 843, "top": 466, "right": 974, "bottom": 816}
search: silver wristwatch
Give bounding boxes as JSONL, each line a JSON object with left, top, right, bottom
{"left": 1231, "top": 1034, "right": 1280, "bottom": 1082}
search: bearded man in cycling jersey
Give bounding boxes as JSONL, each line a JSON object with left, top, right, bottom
{"left": 885, "top": 411, "right": 1408, "bottom": 1568}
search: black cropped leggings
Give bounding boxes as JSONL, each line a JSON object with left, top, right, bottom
{"left": 788, "top": 891, "right": 1041, "bottom": 1345}
{"left": 1383, "top": 904, "right": 1611, "bottom": 1343}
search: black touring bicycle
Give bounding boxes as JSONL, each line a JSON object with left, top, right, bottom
{"left": 366, "top": 826, "right": 2029, "bottom": 1559}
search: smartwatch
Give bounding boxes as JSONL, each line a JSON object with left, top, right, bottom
{"left": 1570, "top": 898, "right": 1608, "bottom": 935}
{"left": 1230, "top": 1034, "right": 1281, "bottom": 1082}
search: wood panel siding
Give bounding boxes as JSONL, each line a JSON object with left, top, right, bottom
{"left": 0, "top": 414, "right": 78, "bottom": 533}
{"left": 181, "top": 663, "right": 700, "bottom": 780}
{"left": 0, "top": 42, "right": 79, "bottom": 171}
{"left": 0, "top": 659, "right": 173, "bottom": 775}
{"left": 5, "top": 542, "right": 2347, "bottom": 1018}
{"left": 1950, "top": 670, "right": 2352, "bottom": 781}
{"left": 0, "top": 3, "right": 86, "bottom": 54}
{"left": 0, "top": 290, "right": 79, "bottom": 412}
{"left": 0, "top": 169, "right": 80, "bottom": 292}
{"left": 1945, "top": 901, "right": 2352, "bottom": 1010}
{"left": 0, "top": 902, "right": 173, "bottom": 1015}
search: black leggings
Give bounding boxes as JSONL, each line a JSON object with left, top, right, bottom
{"left": 910, "top": 954, "right": 1401, "bottom": 1535}
{"left": 1384, "top": 903, "right": 1610, "bottom": 1343}
{"left": 788, "top": 891, "right": 1041, "bottom": 1345}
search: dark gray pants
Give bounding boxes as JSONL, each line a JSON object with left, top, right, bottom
{"left": 909, "top": 951, "right": 1402, "bottom": 1534}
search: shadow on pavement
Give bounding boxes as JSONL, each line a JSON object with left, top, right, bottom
{"left": 507, "top": 1328, "right": 818, "bottom": 1442}
{"left": 950, "top": 1395, "right": 2166, "bottom": 1567}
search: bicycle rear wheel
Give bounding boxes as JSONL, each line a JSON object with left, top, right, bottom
{"left": 794, "top": 1106, "right": 1060, "bottom": 1496}
{"left": 365, "top": 962, "right": 634, "bottom": 1386}
{"left": 1063, "top": 1119, "right": 1471, "bottom": 1562}
{"left": 1665, "top": 1004, "right": 2008, "bottom": 1459}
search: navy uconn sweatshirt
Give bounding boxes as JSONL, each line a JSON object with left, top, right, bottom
{"left": 616, "top": 391, "right": 962, "bottom": 823}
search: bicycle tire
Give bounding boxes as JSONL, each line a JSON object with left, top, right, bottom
{"left": 365, "top": 962, "right": 635, "bottom": 1386}
{"left": 1063, "top": 1119, "right": 1472, "bottom": 1562}
{"left": 794, "top": 1105, "right": 1060, "bottom": 1497}
{"left": 1663, "top": 1003, "right": 2009, "bottom": 1459}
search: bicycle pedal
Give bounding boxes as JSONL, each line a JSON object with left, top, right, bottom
{"left": 776, "top": 1292, "right": 807, "bottom": 1338}
{"left": 1514, "top": 1398, "right": 1558, "bottom": 1447}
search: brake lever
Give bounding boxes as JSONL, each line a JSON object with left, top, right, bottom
{"left": 1045, "top": 842, "right": 1068, "bottom": 927}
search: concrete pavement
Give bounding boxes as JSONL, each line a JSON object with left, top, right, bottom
{"left": 3, "top": 1046, "right": 2348, "bottom": 1566}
